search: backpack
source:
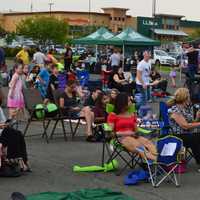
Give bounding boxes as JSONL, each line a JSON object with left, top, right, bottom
{"left": 45, "top": 103, "right": 58, "bottom": 117}
{"left": 0, "top": 162, "right": 21, "bottom": 177}
{"left": 34, "top": 103, "right": 58, "bottom": 119}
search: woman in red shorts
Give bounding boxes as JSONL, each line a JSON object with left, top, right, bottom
{"left": 107, "top": 93, "right": 157, "bottom": 160}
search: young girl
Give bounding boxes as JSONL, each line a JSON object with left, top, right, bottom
{"left": 7, "top": 63, "right": 25, "bottom": 119}
{"left": 169, "top": 66, "right": 176, "bottom": 88}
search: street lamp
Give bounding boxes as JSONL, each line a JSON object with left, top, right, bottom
{"left": 152, "top": 0, "right": 157, "bottom": 39}
{"left": 48, "top": 1, "right": 54, "bottom": 16}
{"left": 152, "top": 0, "right": 156, "bottom": 17}
{"left": 88, "top": 0, "right": 91, "bottom": 26}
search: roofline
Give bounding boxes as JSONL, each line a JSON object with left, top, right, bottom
{"left": 102, "top": 7, "right": 129, "bottom": 11}
{"left": 155, "top": 13, "right": 184, "bottom": 18}
{"left": 1, "top": 10, "right": 110, "bottom": 16}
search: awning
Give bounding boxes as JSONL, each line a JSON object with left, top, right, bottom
{"left": 153, "top": 29, "right": 188, "bottom": 37}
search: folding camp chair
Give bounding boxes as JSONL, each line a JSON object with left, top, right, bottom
{"left": 1, "top": 86, "right": 9, "bottom": 108}
{"left": 50, "top": 89, "right": 83, "bottom": 140}
{"left": 101, "top": 103, "right": 155, "bottom": 176}
{"left": 159, "top": 102, "right": 173, "bottom": 135}
{"left": 76, "top": 70, "right": 89, "bottom": 87}
{"left": 159, "top": 101, "right": 194, "bottom": 162}
{"left": 142, "top": 135, "right": 184, "bottom": 187}
{"left": 101, "top": 124, "right": 142, "bottom": 176}
{"left": 23, "top": 88, "right": 51, "bottom": 143}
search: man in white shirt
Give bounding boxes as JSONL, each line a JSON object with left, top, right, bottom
{"left": 109, "top": 49, "right": 121, "bottom": 68}
{"left": 136, "top": 51, "right": 151, "bottom": 106}
{"left": 33, "top": 48, "right": 47, "bottom": 67}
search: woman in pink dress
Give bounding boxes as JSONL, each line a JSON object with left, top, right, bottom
{"left": 7, "top": 63, "right": 25, "bottom": 119}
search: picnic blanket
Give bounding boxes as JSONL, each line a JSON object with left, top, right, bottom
{"left": 27, "top": 189, "right": 135, "bottom": 200}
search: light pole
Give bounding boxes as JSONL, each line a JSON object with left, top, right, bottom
{"left": 88, "top": 0, "right": 91, "bottom": 27}
{"left": 30, "top": 1, "right": 33, "bottom": 12}
{"left": 152, "top": 0, "right": 156, "bottom": 17}
{"left": 48, "top": 1, "right": 54, "bottom": 16}
{"left": 152, "top": 0, "right": 157, "bottom": 39}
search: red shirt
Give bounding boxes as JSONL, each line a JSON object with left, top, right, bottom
{"left": 107, "top": 113, "right": 137, "bottom": 133}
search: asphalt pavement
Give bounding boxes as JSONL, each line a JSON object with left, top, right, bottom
{"left": 1, "top": 122, "right": 200, "bottom": 200}
{"left": 1, "top": 65, "right": 200, "bottom": 200}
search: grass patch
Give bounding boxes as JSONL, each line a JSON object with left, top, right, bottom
{"left": 156, "top": 65, "right": 172, "bottom": 73}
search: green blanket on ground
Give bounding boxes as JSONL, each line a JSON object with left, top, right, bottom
{"left": 27, "top": 189, "right": 135, "bottom": 200}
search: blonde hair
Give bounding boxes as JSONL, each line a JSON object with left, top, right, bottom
{"left": 168, "top": 88, "right": 190, "bottom": 106}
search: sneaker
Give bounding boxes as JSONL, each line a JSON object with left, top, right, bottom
{"left": 11, "top": 192, "right": 26, "bottom": 200}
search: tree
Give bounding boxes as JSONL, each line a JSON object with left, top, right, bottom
{"left": 16, "top": 16, "right": 69, "bottom": 45}
{"left": 5, "top": 32, "right": 17, "bottom": 44}
{"left": 185, "top": 28, "right": 200, "bottom": 42}
{"left": 0, "top": 26, "right": 7, "bottom": 37}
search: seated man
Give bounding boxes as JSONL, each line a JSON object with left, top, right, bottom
{"left": 84, "top": 88, "right": 102, "bottom": 108}
{"left": 150, "top": 67, "right": 168, "bottom": 94}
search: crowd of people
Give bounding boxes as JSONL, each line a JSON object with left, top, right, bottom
{"left": 0, "top": 41, "right": 200, "bottom": 179}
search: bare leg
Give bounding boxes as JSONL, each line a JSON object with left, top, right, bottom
{"left": 121, "top": 136, "right": 157, "bottom": 161}
{"left": 80, "top": 107, "right": 94, "bottom": 136}
{"left": 171, "top": 77, "right": 176, "bottom": 87}
{"left": 8, "top": 108, "right": 18, "bottom": 119}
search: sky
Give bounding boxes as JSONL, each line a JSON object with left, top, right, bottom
{"left": 1, "top": 0, "right": 200, "bottom": 21}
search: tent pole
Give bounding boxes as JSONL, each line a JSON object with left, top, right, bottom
{"left": 95, "top": 45, "right": 98, "bottom": 62}
{"left": 122, "top": 44, "right": 125, "bottom": 70}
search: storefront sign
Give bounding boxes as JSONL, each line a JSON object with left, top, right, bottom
{"left": 143, "top": 19, "right": 158, "bottom": 26}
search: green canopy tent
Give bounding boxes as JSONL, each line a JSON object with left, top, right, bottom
{"left": 107, "top": 27, "right": 160, "bottom": 67}
{"left": 107, "top": 27, "right": 160, "bottom": 46}
{"left": 73, "top": 27, "right": 114, "bottom": 60}
{"left": 73, "top": 27, "right": 114, "bottom": 45}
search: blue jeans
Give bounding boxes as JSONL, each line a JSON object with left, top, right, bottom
{"left": 136, "top": 84, "right": 148, "bottom": 107}
{"left": 188, "top": 64, "right": 197, "bottom": 79}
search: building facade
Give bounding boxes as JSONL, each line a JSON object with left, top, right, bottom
{"left": 0, "top": 8, "right": 137, "bottom": 34}
{"left": 0, "top": 8, "right": 200, "bottom": 41}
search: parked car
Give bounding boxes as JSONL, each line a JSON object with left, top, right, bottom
{"left": 152, "top": 50, "right": 176, "bottom": 66}
{"left": 7, "top": 41, "right": 22, "bottom": 48}
{"left": 168, "top": 52, "right": 181, "bottom": 66}
{"left": 54, "top": 45, "right": 66, "bottom": 54}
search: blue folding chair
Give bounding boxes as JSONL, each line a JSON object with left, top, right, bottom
{"left": 76, "top": 70, "right": 90, "bottom": 87}
{"left": 143, "top": 135, "right": 184, "bottom": 187}
{"left": 159, "top": 102, "right": 194, "bottom": 162}
{"left": 159, "top": 102, "right": 173, "bottom": 135}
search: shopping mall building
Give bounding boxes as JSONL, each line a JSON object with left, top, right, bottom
{"left": 0, "top": 7, "right": 200, "bottom": 41}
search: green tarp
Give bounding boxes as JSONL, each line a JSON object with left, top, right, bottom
{"left": 107, "top": 27, "right": 160, "bottom": 46}
{"left": 73, "top": 27, "right": 114, "bottom": 45}
{"left": 27, "top": 189, "right": 135, "bottom": 200}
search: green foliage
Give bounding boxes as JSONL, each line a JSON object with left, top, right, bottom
{"left": 3, "top": 47, "right": 22, "bottom": 57}
{"left": 0, "top": 26, "right": 7, "bottom": 37}
{"left": 5, "top": 32, "right": 17, "bottom": 44}
{"left": 184, "top": 28, "right": 200, "bottom": 42}
{"left": 3, "top": 47, "right": 36, "bottom": 58}
{"left": 16, "top": 16, "right": 69, "bottom": 45}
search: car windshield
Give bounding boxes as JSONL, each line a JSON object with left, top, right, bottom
{"left": 155, "top": 50, "right": 168, "bottom": 56}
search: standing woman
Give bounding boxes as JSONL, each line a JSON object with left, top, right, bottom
{"left": 7, "top": 63, "right": 25, "bottom": 119}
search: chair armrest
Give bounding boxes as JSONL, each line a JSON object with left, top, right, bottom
{"left": 103, "top": 123, "right": 113, "bottom": 132}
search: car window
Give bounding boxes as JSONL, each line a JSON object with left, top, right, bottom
{"left": 155, "top": 51, "right": 168, "bottom": 56}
